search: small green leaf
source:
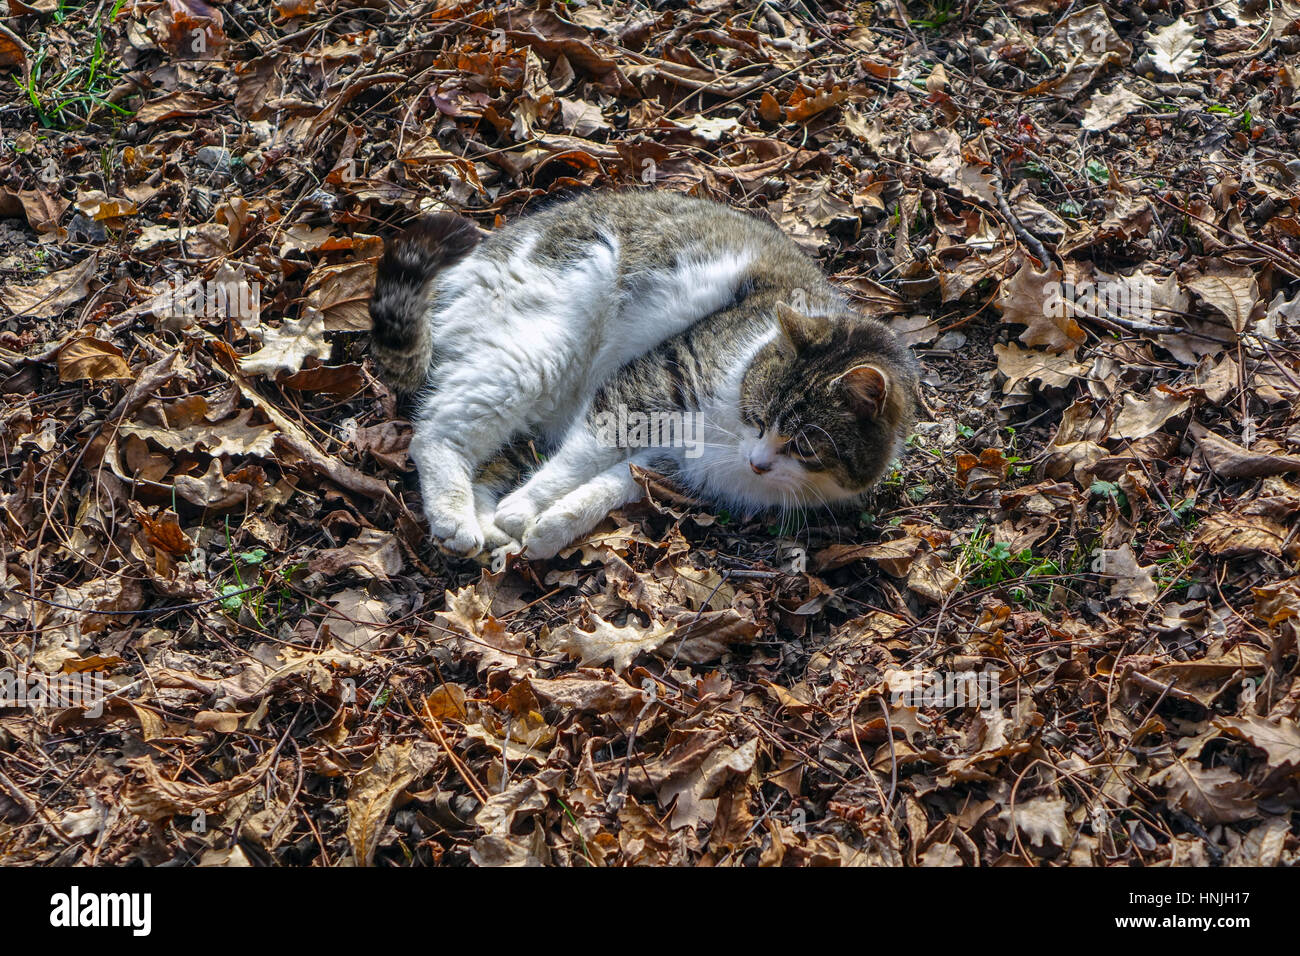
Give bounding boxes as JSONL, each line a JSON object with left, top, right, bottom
{"left": 219, "top": 584, "right": 245, "bottom": 612}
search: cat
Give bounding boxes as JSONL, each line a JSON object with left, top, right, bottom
{"left": 369, "top": 190, "right": 920, "bottom": 563}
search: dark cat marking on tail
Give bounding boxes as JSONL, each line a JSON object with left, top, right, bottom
{"left": 370, "top": 212, "right": 480, "bottom": 394}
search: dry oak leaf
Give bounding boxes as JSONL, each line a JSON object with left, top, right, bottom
{"left": 304, "top": 260, "right": 377, "bottom": 332}
{"left": 1098, "top": 543, "right": 1158, "bottom": 604}
{"left": 653, "top": 734, "right": 758, "bottom": 831}
{"left": 996, "top": 257, "right": 1085, "bottom": 353}
{"left": 1214, "top": 716, "right": 1300, "bottom": 771}
{"left": 0, "top": 253, "right": 98, "bottom": 319}
{"left": 423, "top": 683, "right": 467, "bottom": 722}
{"left": 915, "top": 128, "right": 997, "bottom": 206}
{"left": 1000, "top": 795, "right": 1070, "bottom": 849}
{"left": 230, "top": 369, "right": 409, "bottom": 512}
{"left": 56, "top": 336, "right": 132, "bottom": 382}
{"left": 123, "top": 751, "right": 273, "bottom": 822}
{"left": 1036, "top": 4, "right": 1132, "bottom": 97}
{"left": 173, "top": 459, "right": 264, "bottom": 509}
{"left": 1195, "top": 512, "right": 1298, "bottom": 560}
{"left": 1151, "top": 761, "right": 1255, "bottom": 824}
{"left": 1043, "top": 4, "right": 1132, "bottom": 68}
{"left": 955, "top": 448, "right": 1009, "bottom": 493}
{"left": 907, "top": 551, "right": 962, "bottom": 603}
{"left": 544, "top": 612, "right": 676, "bottom": 672}
{"left": 323, "top": 588, "right": 389, "bottom": 653}
{"left": 784, "top": 86, "right": 851, "bottom": 123}
{"left": 74, "top": 189, "right": 138, "bottom": 221}
{"left": 45, "top": 575, "right": 145, "bottom": 652}
{"left": 240, "top": 310, "right": 330, "bottom": 377}
{"left": 1081, "top": 85, "right": 1146, "bottom": 131}
{"left": 994, "top": 341, "right": 1087, "bottom": 392}
{"left": 757, "top": 90, "right": 783, "bottom": 124}
{"left": 119, "top": 406, "right": 278, "bottom": 458}
{"left": 463, "top": 716, "right": 554, "bottom": 766}
{"left": 16, "top": 188, "right": 69, "bottom": 235}
{"left": 280, "top": 361, "right": 365, "bottom": 396}
{"left": 310, "top": 528, "right": 403, "bottom": 582}
{"left": 1142, "top": 645, "right": 1267, "bottom": 706}
{"left": 138, "top": 511, "right": 194, "bottom": 557}
{"left": 471, "top": 770, "right": 562, "bottom": 867}
{"left": 347, "top": 740, "right": 441, "bottom": 866}
{"left": 434, "top": 582, "right": 531, "bottom": 676}
{"left": 0, "top": 22, "right": 30, "bottom": 67}
{"left": 1145, "top": 18, "right": 1204, "bottom": 75}
{"left": 812, "top": 542, "right": 878, "bottom": 572}
{"left": 349, "top": 421, "right": 412, "bottom": 472}
{"left": 1111, "top": 386, "right": 1192, "bottom": 440}
{"left": 1265, "top": 289, "right": 1300, "bottom": 336}
{"left": 676, "top": 113, "right": 741, "bottom": 142}
{"left": 193, "top": 710, "right": 244, "bottom": 733}
{"left": 1191, "top": 426, "right": 1300, "bottom": 479}
{"left": 1185, "top": 268, "right": 1259, "bottom": 333}
{"left": 524, "top": 671, "right": 643, "bottom": 722}
{"left": 133, "top": 90, "right": 221, "bottom": 124}
{"left": 1253, "top": 577, "right": 1300, "bottom": 629}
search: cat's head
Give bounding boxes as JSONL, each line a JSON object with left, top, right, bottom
{"left": 735, "top": 303, "right": 919, "bottom": 505}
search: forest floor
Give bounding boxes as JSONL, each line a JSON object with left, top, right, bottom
{"left": 1, "top": 0, "right": 1299, "bottom": 866}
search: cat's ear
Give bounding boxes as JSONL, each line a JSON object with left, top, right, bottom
{"left": 776, "top": 303, "right": 829, "bottom": 352}
{"left": 842, "top": 364, "right": 890, "bottom": 419}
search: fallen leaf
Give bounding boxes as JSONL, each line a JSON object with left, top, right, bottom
{"left": 544, "top": 613, "right": 676, "bottom": 672}
{"left": 346, "top": 741, "right": 438, "bottom": 865}
{"left": 1081, "top": 86, "right": 1146, "bottom": 131}
{"left": 240, "top": 310, "right": 330, "bottom": 377}
{"left": 997, "top": 257, "right": 1085, "bottom": 353}
{"left": 0, "top": 254, "right": 98, "bottom": 319}
{"left": 1146, "top": 18, "right": 1204, "bottom": 76}
{"left": 56, "top": 336, "right": 132, "bottom": 382}
{"left": 1152, "top": 762, "right": 1255, "bottom": 824}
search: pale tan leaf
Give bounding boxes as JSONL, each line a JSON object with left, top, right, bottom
{"left": 239, "top": 310, "right": 329, "bottom": 377}
{"left": 1146, "top": 18, "right": 1204, "bottom": 75}
{"left": 544, "top": 613, "right": 676, "bottom": 672}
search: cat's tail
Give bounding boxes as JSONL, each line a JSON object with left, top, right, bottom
{"left": 370, "top": 212, "right": 480, "bottom": 394}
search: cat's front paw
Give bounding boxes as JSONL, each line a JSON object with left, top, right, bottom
{"left": 521, "top": 511, "right": 576, "bottom": 560}
{"left": 426, "top": 505, "right": 485, "bottom": 557}
{"left": 494, "top": 492, "right": 538, "bottom": 541}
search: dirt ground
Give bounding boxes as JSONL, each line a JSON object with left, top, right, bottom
{"left": 1, "top": 0, "right": 1299, "bottom": 866}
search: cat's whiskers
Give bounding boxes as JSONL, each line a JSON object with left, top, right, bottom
{"left": 800, "top": 483, "right": 843, "bottom": 543}
{"left": 801, "top": 422, "right": 842, "bottom": 460}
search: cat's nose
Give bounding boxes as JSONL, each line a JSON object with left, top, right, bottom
{"left": 750, "top": 459, "right": 772, "bottom": 475}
